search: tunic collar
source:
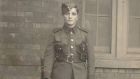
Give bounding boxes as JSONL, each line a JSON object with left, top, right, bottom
{"left": 63, "top": 24, "right": 78, "bottom": 34}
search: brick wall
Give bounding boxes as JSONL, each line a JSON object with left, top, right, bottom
{"left": 0, "top": 0, "right": 82, "bottom": 79}
{"left": 0, "top": 0, "right": 62, "bottom": 79}
{"left": 95, "top": 68, "right": 140, "bottom": 79}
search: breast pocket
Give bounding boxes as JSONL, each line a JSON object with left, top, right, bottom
{"left": 76, "top": 41, "right": 88, "bottom": 62}
{"left": 54, "top": 41, "right": 67, "bottom": 61}
{"left": 54, "top": 41, "right": 63, "bottom": 54}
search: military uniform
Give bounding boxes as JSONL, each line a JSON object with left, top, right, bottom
{"left": 44, "top": 25, "right": 95, "bottom": 79}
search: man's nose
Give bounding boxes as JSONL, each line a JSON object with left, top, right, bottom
{"left": 68, "top": 14, "right": 72, "bottom": 19}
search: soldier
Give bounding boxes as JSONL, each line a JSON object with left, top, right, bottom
{"left": 44, "top": 2, "right": 95, "bottom": 79}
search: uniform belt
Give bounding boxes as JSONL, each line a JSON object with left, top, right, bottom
{"left": 55, "top": 54, "right": 86, "bottom": 63}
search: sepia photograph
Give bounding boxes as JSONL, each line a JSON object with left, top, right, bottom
{"left": 0, "top": 0, "right": 140, "bottom": 79}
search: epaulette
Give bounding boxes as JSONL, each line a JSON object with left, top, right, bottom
{"left": 53, "top": 28, "right": 62, "bottom": 33}
{"left": 78, "top": 27, "right": 88, "bottom": 33}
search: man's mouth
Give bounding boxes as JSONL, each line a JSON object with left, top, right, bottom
{"left": 68, "top": 20, "right": 73, "bottom": 21}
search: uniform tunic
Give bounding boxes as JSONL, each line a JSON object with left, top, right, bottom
{"left": 44, "top": 25, "right": 94, "bottom": 79}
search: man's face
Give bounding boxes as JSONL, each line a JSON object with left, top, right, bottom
{"left": 63, "top": 8, "right": 78, "bottom": 28}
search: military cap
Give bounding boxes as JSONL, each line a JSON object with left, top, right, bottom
{"left": 61, "top": 2, "right": 79, "bottom": 15}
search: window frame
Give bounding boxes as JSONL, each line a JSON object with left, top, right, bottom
{"left": 84, "top": 0, "right": 140, "bottom": 68}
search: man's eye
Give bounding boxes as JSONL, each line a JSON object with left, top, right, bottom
{"left": 65, "top": 12, "right": 70, "bottom": 15}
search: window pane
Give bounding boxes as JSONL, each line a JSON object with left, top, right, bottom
{"left": 94, "top": 0, "right": 112, "bottom": 53}
{"left": 128, "top": 0, "right": 140, "bottom": 48}
{"left": 129, "top": 0, "right": 140, "bottom": 16}
{"left": 85, "top": 0, "right": 97, "bottom": 14}
{"left": 97, "top": 16, "right": 112, "bottom": 47}
{"left": 98, "top": 0, "right": 112, "bottom": 15}
{"left": 85, "top": 0, "right": 113, "bottom": 53}
{"left": 128, "top": 18, "right": 140, "bottom": 47}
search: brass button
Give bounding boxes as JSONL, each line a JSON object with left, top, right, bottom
{"left": 70, "top": 31, "right": 73, "bottom": 34}
{"left": 70, "top": 39, "right": 74, "bottom": 41}
{"left": 70, "top": 53, "right": 74, "bottom": 56}
{"left": 71, "top": 46, "right": 74, "bottom": 48}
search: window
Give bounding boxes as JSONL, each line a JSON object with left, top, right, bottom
{"left": 85, "top": 0, "right": 116, "bottom": 67}
{"left": 85, "top": 0, "right": 116, "bottom": 54}
{"left": 85, "top": 0, "right": 140, "bottom": 68}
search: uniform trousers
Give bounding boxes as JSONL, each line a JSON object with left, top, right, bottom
{"left": 51, "top": 61, "right": 87, "bottom": 79}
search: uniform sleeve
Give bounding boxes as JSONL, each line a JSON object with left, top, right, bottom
{"left": 87, "top": 31, "right": 95, "bottom": 79}
{"left": 43, "top": 32, "right": 55, "bottom": 79}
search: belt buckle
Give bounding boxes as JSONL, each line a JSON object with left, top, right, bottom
{"left": 66, "top": 54, "right": 73, "bottom": 63}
